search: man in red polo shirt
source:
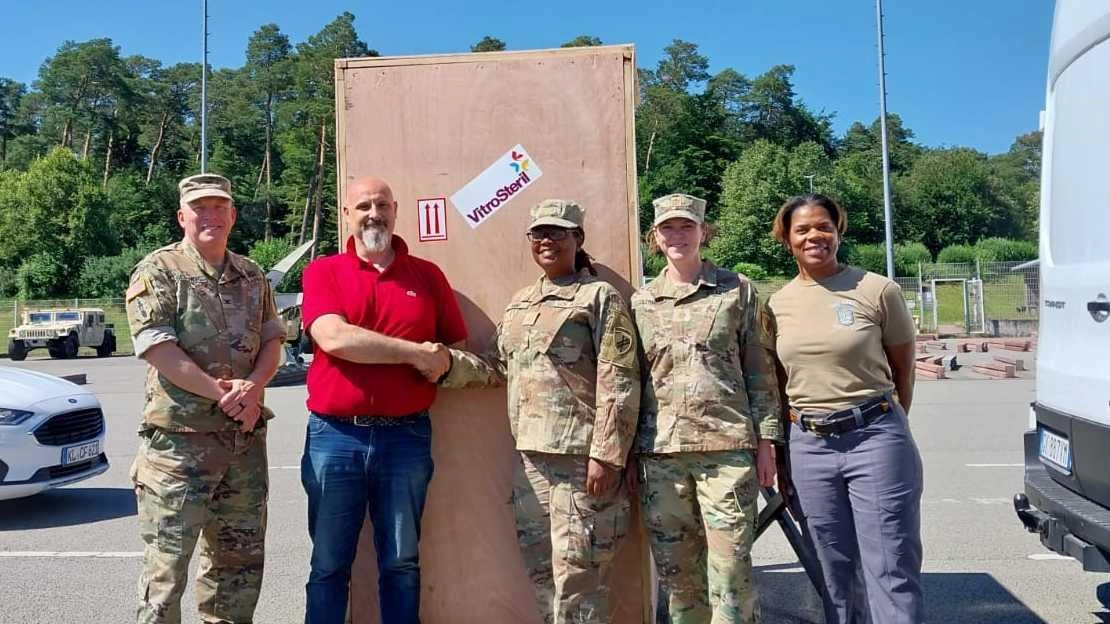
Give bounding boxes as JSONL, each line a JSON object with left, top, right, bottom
{"left": 299, "top": 176, "right": 466, "bottom": 624}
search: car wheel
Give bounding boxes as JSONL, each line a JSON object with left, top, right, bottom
{"left": 7, "top": 339, "right": 27, "bottom": 361}
{"left": 64, "top": 333, "right": 79, "bottom": 359}
{"left": 96, "top": 331, "right": 114, "bottom": 358}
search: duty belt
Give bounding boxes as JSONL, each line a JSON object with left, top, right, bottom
{"left": 789, "top": 396, "right": 891, "bottom": 437}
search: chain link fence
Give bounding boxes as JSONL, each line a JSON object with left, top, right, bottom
{"left": 1, "top": 261, "right": 1038, "bottom": 359}
{"left": 1, "top": 298, "right": 131, "bottom": 358}
{"left": 752, "top": 260, "right": 1038, "bottom": 335}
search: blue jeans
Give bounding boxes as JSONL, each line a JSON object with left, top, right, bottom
{"left": 301, "top": 412, "right": 434, "bottom": 624}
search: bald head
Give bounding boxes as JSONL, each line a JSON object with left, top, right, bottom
{"left": 344, "top": 176, "right": 398, "bottom": 256}
{"left": 346, "top": 176, "right": 394, "bottom": 206}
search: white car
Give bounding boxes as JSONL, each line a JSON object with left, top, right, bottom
{"left": 0, "top": 366, "right": 109, "bottom": 500}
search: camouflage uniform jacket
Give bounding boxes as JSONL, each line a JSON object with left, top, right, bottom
{"left": 441, "top": 271, "right": 640, "bottom": 467}
{"left": 126, "top": 241, "right": 283, "bottom": 432}
{"left": 632, "top": 261, "right": 782, "bottom": 454}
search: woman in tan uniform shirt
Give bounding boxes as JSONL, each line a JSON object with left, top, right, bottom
{"left": 765, "top": 194, "right": 923, "bottom": 624}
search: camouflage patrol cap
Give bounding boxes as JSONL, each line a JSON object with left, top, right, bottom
{"left": 529, "top": 199, "right": 584, "bottom": 230}
{"left": 179, "top": 173, "right": 233, "bottom": 204}
{"left": 652, "top": 193, "right": 706, "bottom": 227}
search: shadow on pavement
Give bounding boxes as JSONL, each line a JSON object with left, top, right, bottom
{"left": 0, "top": 487, "right": 135, "bottom": 530}
{"left": 676, "top": 568, "right": 1058, "bottom": 623}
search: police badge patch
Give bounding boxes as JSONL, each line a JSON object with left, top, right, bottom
{"left": 835, "top": 301, "right": 855, "bottom": 326}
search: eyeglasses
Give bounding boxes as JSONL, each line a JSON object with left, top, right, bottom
{"left": 525, "top": 228, "right": 572, "bottom": 242}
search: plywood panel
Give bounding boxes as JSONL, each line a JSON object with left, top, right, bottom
{"left": 334, "top": 46, "right": 645, "bottom": 624}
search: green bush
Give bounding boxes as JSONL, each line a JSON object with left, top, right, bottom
{"left": 732, "top": 262, "right": 769, "bottom": 281}
{"left": 936, "top": 244, "right": 978, "bottom": 264}
{"left": 847, "top": 243, "right": 886, "bottom": 274}
{"left": 249, "top": 237, "right": 307, "bottom": 292}
{"left": 76, "top": 248, "right": 149, "bottom": 298}
{"left": 17, "top": 252, "right": 66, "bottom": 299}
{"left": 975, "top": 237, "right": 1037, "bottom": 262}
{"left": 894, "top": 242, "right": 932, "bottom": 276}
{"left": 642, "top": 247, "right": 667, "bottom": 278}
{"left": 0, "top": 265, "right": 17, "bottom": 297}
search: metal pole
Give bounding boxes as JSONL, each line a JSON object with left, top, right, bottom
{"left": 200, "top": 0, "right": 208, "bottom": 173}
{"left": 877, "top": 0, "right": 895, "bottom": 279}
{"left": 804, "top": 174, "right": 815, "bottom": 193}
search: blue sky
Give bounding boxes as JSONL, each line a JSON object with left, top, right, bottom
{"left": 0, "top": 1, "right": 1054, "bottom": 154}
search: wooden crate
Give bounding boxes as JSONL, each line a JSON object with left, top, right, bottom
{"left": 335, "top": 46, "right": 646, "bottom": 624}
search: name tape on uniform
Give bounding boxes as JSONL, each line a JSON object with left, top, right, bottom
{"left": 450, "top": 144, "right": 543, "bottom": 229}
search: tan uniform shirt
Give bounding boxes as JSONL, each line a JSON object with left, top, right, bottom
{"left": 441, "top": 271, "right": 640, "bottom": 467}
{"left": 126, "top": 241, "right": 283, "bottom": 432}
{"left": 631, "top": 261, "right": 782, "bottom": 454}
{"left": 766, "top": 265, "right": 916, "bottom": 412}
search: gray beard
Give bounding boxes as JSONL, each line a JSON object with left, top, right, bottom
{"left": 361, "top": 226, "right": 391, "bottom": 253}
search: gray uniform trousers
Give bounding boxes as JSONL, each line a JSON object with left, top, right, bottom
{"left": 787, "top": 398, "right": 924, "bottom": 624}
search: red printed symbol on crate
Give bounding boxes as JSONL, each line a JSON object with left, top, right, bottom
{"left": 417, "top": 198, "right": 448, "bottom": 242}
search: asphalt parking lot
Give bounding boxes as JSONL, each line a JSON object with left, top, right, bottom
{"left": 1, "top": 347, "right": 1108, "bottom": 623}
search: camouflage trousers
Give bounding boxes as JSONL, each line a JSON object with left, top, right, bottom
{"left": 514, "top": 452, "right": 631, "bottom": 624}
{"left": 639, "top": 450, "right": 760, "bottom": 624}
{"left": 131, "top": 427, "right": 268, "bottom": 624}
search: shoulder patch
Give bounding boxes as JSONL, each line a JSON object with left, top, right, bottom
{"left": 126, "top": 279, "right": 148, "bottom": 301}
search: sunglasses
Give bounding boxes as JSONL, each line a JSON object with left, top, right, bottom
{"left": 525, "top": 228, "right": 573, "bottom": 242}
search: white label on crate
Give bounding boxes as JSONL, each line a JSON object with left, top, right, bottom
{"left": 450, "top": 144, "right": 543, "bottom": 229}
{"left": 417, "top": 198, "right": 448, "bottom": 242}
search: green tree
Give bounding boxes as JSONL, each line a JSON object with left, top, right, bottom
{"left": 246, "top": 24, "right": 293, "bottom": 240}
{"left": 470, "top": 36, "right": 507, "bottom": 52}
{"left": 561, "top": 35, "right": 603, "bottom": 48}
{"left": 739, "top": 65, "right": 834, "bottom": 153}
{"left": 279, "top": 13, "right": 374, "bottom": 257}
{"left": 0, "top": 78, "right": 27, "bottom": 168}
{"left": 76, "top": 247, "right": 149, "bottom": 298}
{"left": 34, "top": 39, "right": 134, "bottom": 155}
{"left": 708, "top": 140, "right": 832, "bottom": 274}
{"left": 898, "top": 148, "right": 1018, "bottom": 254}
{"left": 17, "top": 251, "right": 66, "bottom": 299}
{"left": 989, "top": 130, "right": 1041, "bottom": 239}
{"left": 0, "top": 148, "right": 116, "bottom": 289}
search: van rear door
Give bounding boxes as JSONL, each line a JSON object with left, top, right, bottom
{"left": 1037, "top": 13, "right": 1110, "bottom": 506}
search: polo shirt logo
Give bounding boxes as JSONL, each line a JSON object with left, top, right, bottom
{"left": 406, "top": 290, "right": 417, "bottom": 297}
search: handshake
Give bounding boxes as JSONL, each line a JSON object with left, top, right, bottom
{"left": 216, "top": 378, "right": 264, "bottom": 433}
{"left": 412, "top": 341, "right": 451, "bottom": 382}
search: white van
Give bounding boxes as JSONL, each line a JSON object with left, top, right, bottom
{"left": 1013, "top": 0, "right": 1110, "bottom": 571}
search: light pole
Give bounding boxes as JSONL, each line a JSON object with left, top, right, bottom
{"left": 877, "top": 0, "right": 895, "bottom": 279}
{"left": 804, "top": 174, "right": 816, "bottom": 193}
{"left": 200, "top": 0, "right": 209, "bottom": 173}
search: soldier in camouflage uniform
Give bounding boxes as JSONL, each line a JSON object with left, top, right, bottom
{"left": 126, "top": 174, "right": 285, "bottom": 624}
{"left": 632, "top": 194, "right": 783, "bottom": 624}
{"left": 440, "top": 199, "right": 640, "bottom": 624}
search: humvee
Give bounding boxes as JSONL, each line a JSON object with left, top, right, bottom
{"left": 7, "top": 308, "right": 117, "bottom": 361}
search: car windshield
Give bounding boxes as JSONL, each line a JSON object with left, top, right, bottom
{"left": 28, "top": 313, "right": 52, "bottom": 323}
{"left": 55, "top": 312, "right": 80, "bottom": 321}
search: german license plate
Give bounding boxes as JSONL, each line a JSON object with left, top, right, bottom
{"left": 1039, "top": 428, "right": 1072, "bottom": 473}
{"left": 62, "top": 440, "right": 101, "bottom": 466}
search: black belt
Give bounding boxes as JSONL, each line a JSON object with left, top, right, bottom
{"left": 789, "top": 396, "right": 891, "bottom": 436}
{"left": 314, "top": 411, "right": 427, "bottom": 427}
